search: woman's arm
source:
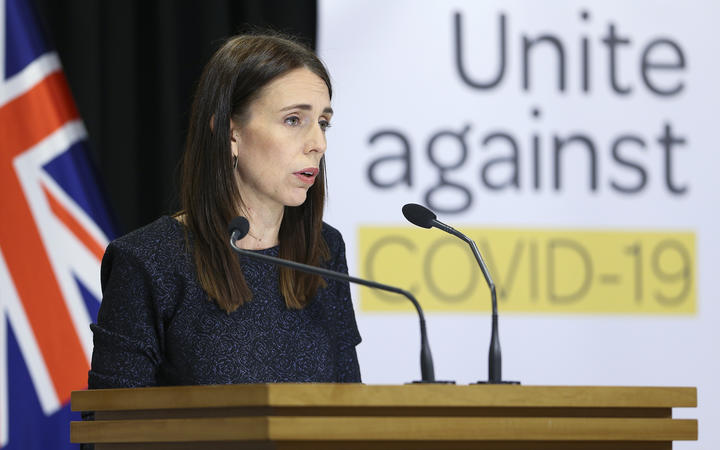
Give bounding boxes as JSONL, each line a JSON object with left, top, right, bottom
{"left": 88, "top": 242, "right": 164, "bottom": 388}
{"left": 324, "top": 225, "right": 362, "bottom": 383}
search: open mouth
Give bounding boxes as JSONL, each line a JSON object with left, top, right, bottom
{"left": 295, "top": 168, "right": 318, "bottom": 176}
{"left": 294, "top": 167, "right": 319, "bottom": 183}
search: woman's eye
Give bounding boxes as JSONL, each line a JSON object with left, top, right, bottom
{"left": 319, "top": 120, "right": 332, "bottom": 131}
{"left": 284, "top": 116, "right": 300, "bottom": 126}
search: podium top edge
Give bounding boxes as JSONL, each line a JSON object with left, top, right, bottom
{"left": 70, "top": 384, "right": 697, "bottom": 412}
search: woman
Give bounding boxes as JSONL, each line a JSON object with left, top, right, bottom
{"left": 88, "top": 34, "right": 361, "bottom": 388}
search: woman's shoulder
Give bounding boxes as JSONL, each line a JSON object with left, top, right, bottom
{"left": 109, "top": 216, "right": 184, "bottom": 250}
{"left": 320, "top": 222, "right": 348, "bottom": 271}
{"left": 103, "top": 216, "right": 188, "bottom": 269}
{"left": 321, "top": 222, "right": 345, "bottom": 251}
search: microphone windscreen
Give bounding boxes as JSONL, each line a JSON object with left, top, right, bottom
{"left": 228, "top": 216, "right": 250, "bottom": 239}
{"left": 402, "top": 203, "right": 436, "bottom": 229}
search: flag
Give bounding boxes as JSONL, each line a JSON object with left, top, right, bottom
{"left": 0, "top": 0, "right": 116, "bottom": 447}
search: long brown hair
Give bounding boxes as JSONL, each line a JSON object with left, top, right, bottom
{"left": 180, "top": 34, "right": 330, "bottom": 313}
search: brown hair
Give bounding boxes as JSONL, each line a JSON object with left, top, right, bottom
{"left": 180, "top": 34, "right": 330, "bottom": 312}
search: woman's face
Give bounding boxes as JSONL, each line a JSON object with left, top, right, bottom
{"left": 232, "top": 67, "right": 332, "bottom": 214}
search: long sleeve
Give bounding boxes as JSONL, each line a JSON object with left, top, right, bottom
{"left": 333, "top": 272, "right": 361, "bottom": 382}
{"left": 323, "top": 225, "right": 362, "bottom": 382}
{"left": 88, "top": 242, "right": 163, "bottom": 389}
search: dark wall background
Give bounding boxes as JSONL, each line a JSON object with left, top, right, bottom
{"left": 32, "top": 0, "right": 317, "bottom": 234}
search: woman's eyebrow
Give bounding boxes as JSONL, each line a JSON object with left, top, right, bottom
{"left": 279, "top": 104, "right": 334, "bottom": 115}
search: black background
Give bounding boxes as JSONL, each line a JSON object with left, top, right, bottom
{"left": 32, "top": 0, "right": 317, "bottom": 234}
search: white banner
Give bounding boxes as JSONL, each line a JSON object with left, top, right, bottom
{"left": 319, "top": 1, "right": 719, "bottom": 447}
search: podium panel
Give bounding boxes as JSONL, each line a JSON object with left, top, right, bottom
{"left": 70, "top": 384, "right": 697, "bottom": 449}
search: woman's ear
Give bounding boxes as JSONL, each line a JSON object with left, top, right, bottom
{"left": 230, "top": 119, "right": 240, "bottom": 143}
{"left": 230, "top": 120, "right": 241, "bottom": 169}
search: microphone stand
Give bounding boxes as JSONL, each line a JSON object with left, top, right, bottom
{"left": 401, "top": 203, "right": 518, "bottom": 384}
{"left": 430, "top": 221, "right": 519, "bottom": 385}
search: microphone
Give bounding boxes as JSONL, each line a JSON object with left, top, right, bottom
{"left": 228, "top": 216, "right": 250, "bottom": 243}
{"left": 402, "top": 203, "right": 519, "bottom": 384}
{"left": 228, "top": 216, "right": 444, "bottom": 384}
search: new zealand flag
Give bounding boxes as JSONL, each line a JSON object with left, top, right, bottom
{"left": 0, "top": 0, "right": 116, "bottom": 448}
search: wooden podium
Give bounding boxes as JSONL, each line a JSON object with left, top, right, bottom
{"left": 71, "top": 384, "right": 697, "bottom": 449}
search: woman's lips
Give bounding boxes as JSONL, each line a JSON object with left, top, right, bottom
{"left": 293, "top": 167, "right": 319, "bottom": 184}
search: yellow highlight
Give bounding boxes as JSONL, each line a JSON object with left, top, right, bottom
{"left": 358, "top": 227, "right": 695, "bottom": 314}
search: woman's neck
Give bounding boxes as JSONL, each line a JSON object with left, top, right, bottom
{"left": 236, "top": 202, "right": 283, "bottom": 250}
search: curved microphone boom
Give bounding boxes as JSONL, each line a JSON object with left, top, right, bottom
{"left": 228, "top": 216, "right": 438, "bottom": 383}
{"left": 402, "top": 203, "right": 518, "bottom": 384}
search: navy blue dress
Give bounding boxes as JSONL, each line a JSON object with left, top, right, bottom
{"left": 88, "top": 216, "right": 361, "bottom": 388}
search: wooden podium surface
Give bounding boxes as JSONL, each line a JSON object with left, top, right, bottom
{"left": 71, "top": 384, "right": 697, "bottom": 449}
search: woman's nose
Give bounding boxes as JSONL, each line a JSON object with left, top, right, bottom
{"left": 305, "top": 123, "right": 327, "bottom": 154}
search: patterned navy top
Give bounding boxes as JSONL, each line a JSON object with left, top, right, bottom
{"left": 88, "top": 216, "right": 361, "bottom": 388}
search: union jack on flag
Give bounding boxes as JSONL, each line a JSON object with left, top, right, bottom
{"left": 0, "top": 0, "right": 116, "bottom": 448}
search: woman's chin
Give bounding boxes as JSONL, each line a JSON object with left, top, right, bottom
{"left": 284, "top": 193, "right": 309, "bottom": 207}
